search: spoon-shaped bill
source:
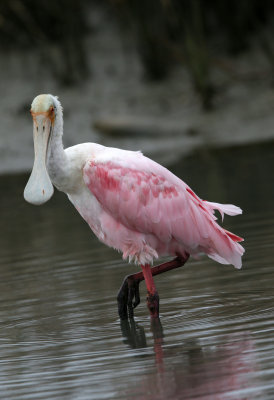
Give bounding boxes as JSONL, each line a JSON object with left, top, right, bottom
{"left": 24, "top": 116, "right": 54, "bottom": 205}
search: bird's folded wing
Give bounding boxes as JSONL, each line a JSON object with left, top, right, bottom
{"left": 82, "top": 158, "right": 230, "bottom": 250}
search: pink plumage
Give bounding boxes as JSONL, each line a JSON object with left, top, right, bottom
{"left": 83, "top": 149, "right": 244, "bottom": 269}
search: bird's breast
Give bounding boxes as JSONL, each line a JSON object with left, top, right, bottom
{"left": 68, "top": 187, "right": 104, "bottom": 239}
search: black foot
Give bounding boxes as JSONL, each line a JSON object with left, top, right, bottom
{"left": 117, "top": 275, "right": 141, "bottom": 319}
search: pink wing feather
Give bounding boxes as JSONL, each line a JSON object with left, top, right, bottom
{"left": 83, "top": 153, "right": 244, "bottom": 268}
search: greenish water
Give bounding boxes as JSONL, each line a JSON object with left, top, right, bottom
{"left": 1, "top": 142, "right": 274, "bottom": 399}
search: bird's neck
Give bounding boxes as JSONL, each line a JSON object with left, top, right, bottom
{"left": 47, "top": 112, "right": 69, "bottom": 191}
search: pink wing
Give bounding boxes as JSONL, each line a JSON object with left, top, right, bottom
{"left": 83, "top": 155, "right": 244, "bottom": 268}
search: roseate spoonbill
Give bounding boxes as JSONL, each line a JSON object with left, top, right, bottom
{"left": 24, "top": 94, "right": 244, "bottom": 319}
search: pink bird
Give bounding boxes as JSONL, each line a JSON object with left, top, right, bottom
{"left": 24, "top": 94, "right": 244, "bottom": 319}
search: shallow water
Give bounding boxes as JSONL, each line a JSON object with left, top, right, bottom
{"left": 1, "top": 142, "right": 274, "bottom": 399}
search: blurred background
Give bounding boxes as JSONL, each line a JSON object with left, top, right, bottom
{"left": 1, "top": 2, "right": 274, "bottom": 400}
{"left": 0, "top": 0, "right": 274, "bottom": 172}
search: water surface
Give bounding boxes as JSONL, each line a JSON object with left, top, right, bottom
{"left": 1, "top": 142, "right": 274, "bottom": 399}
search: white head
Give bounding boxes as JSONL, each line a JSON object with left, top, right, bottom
{"left": 24, "top": 94, "right": 62, "bottom": 205}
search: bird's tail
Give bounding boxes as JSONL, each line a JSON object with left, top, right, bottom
{"left": 204, "top": 201, "right": 242, "bottom": 221}
{"left": 203, "top": 201, "right": 245, "bottom": 269}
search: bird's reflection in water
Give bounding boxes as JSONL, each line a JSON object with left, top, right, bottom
{"left": 120, "top": 317, "right": 164, "bottom": 345}
{"left": 120, "top": 319, "right": 147, "bottom": 349}
{"left": 120, "top": 318, "right": 259, "bottom": 400}
{"left": 150, "top": 318, "right": 165, "bottom": 373}
{"left": 121, "top": 317, "right": 166, "bottom": 375}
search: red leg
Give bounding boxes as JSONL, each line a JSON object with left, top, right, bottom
{"left": 117, "top": 254, "right": 189, "bottom": 319}
{"left": 141, "top": 264, "right": 160, "bottom": 318}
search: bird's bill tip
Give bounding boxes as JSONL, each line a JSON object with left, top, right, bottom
{"left": 24, "top": 163, "right": 54, "bottom": 205}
